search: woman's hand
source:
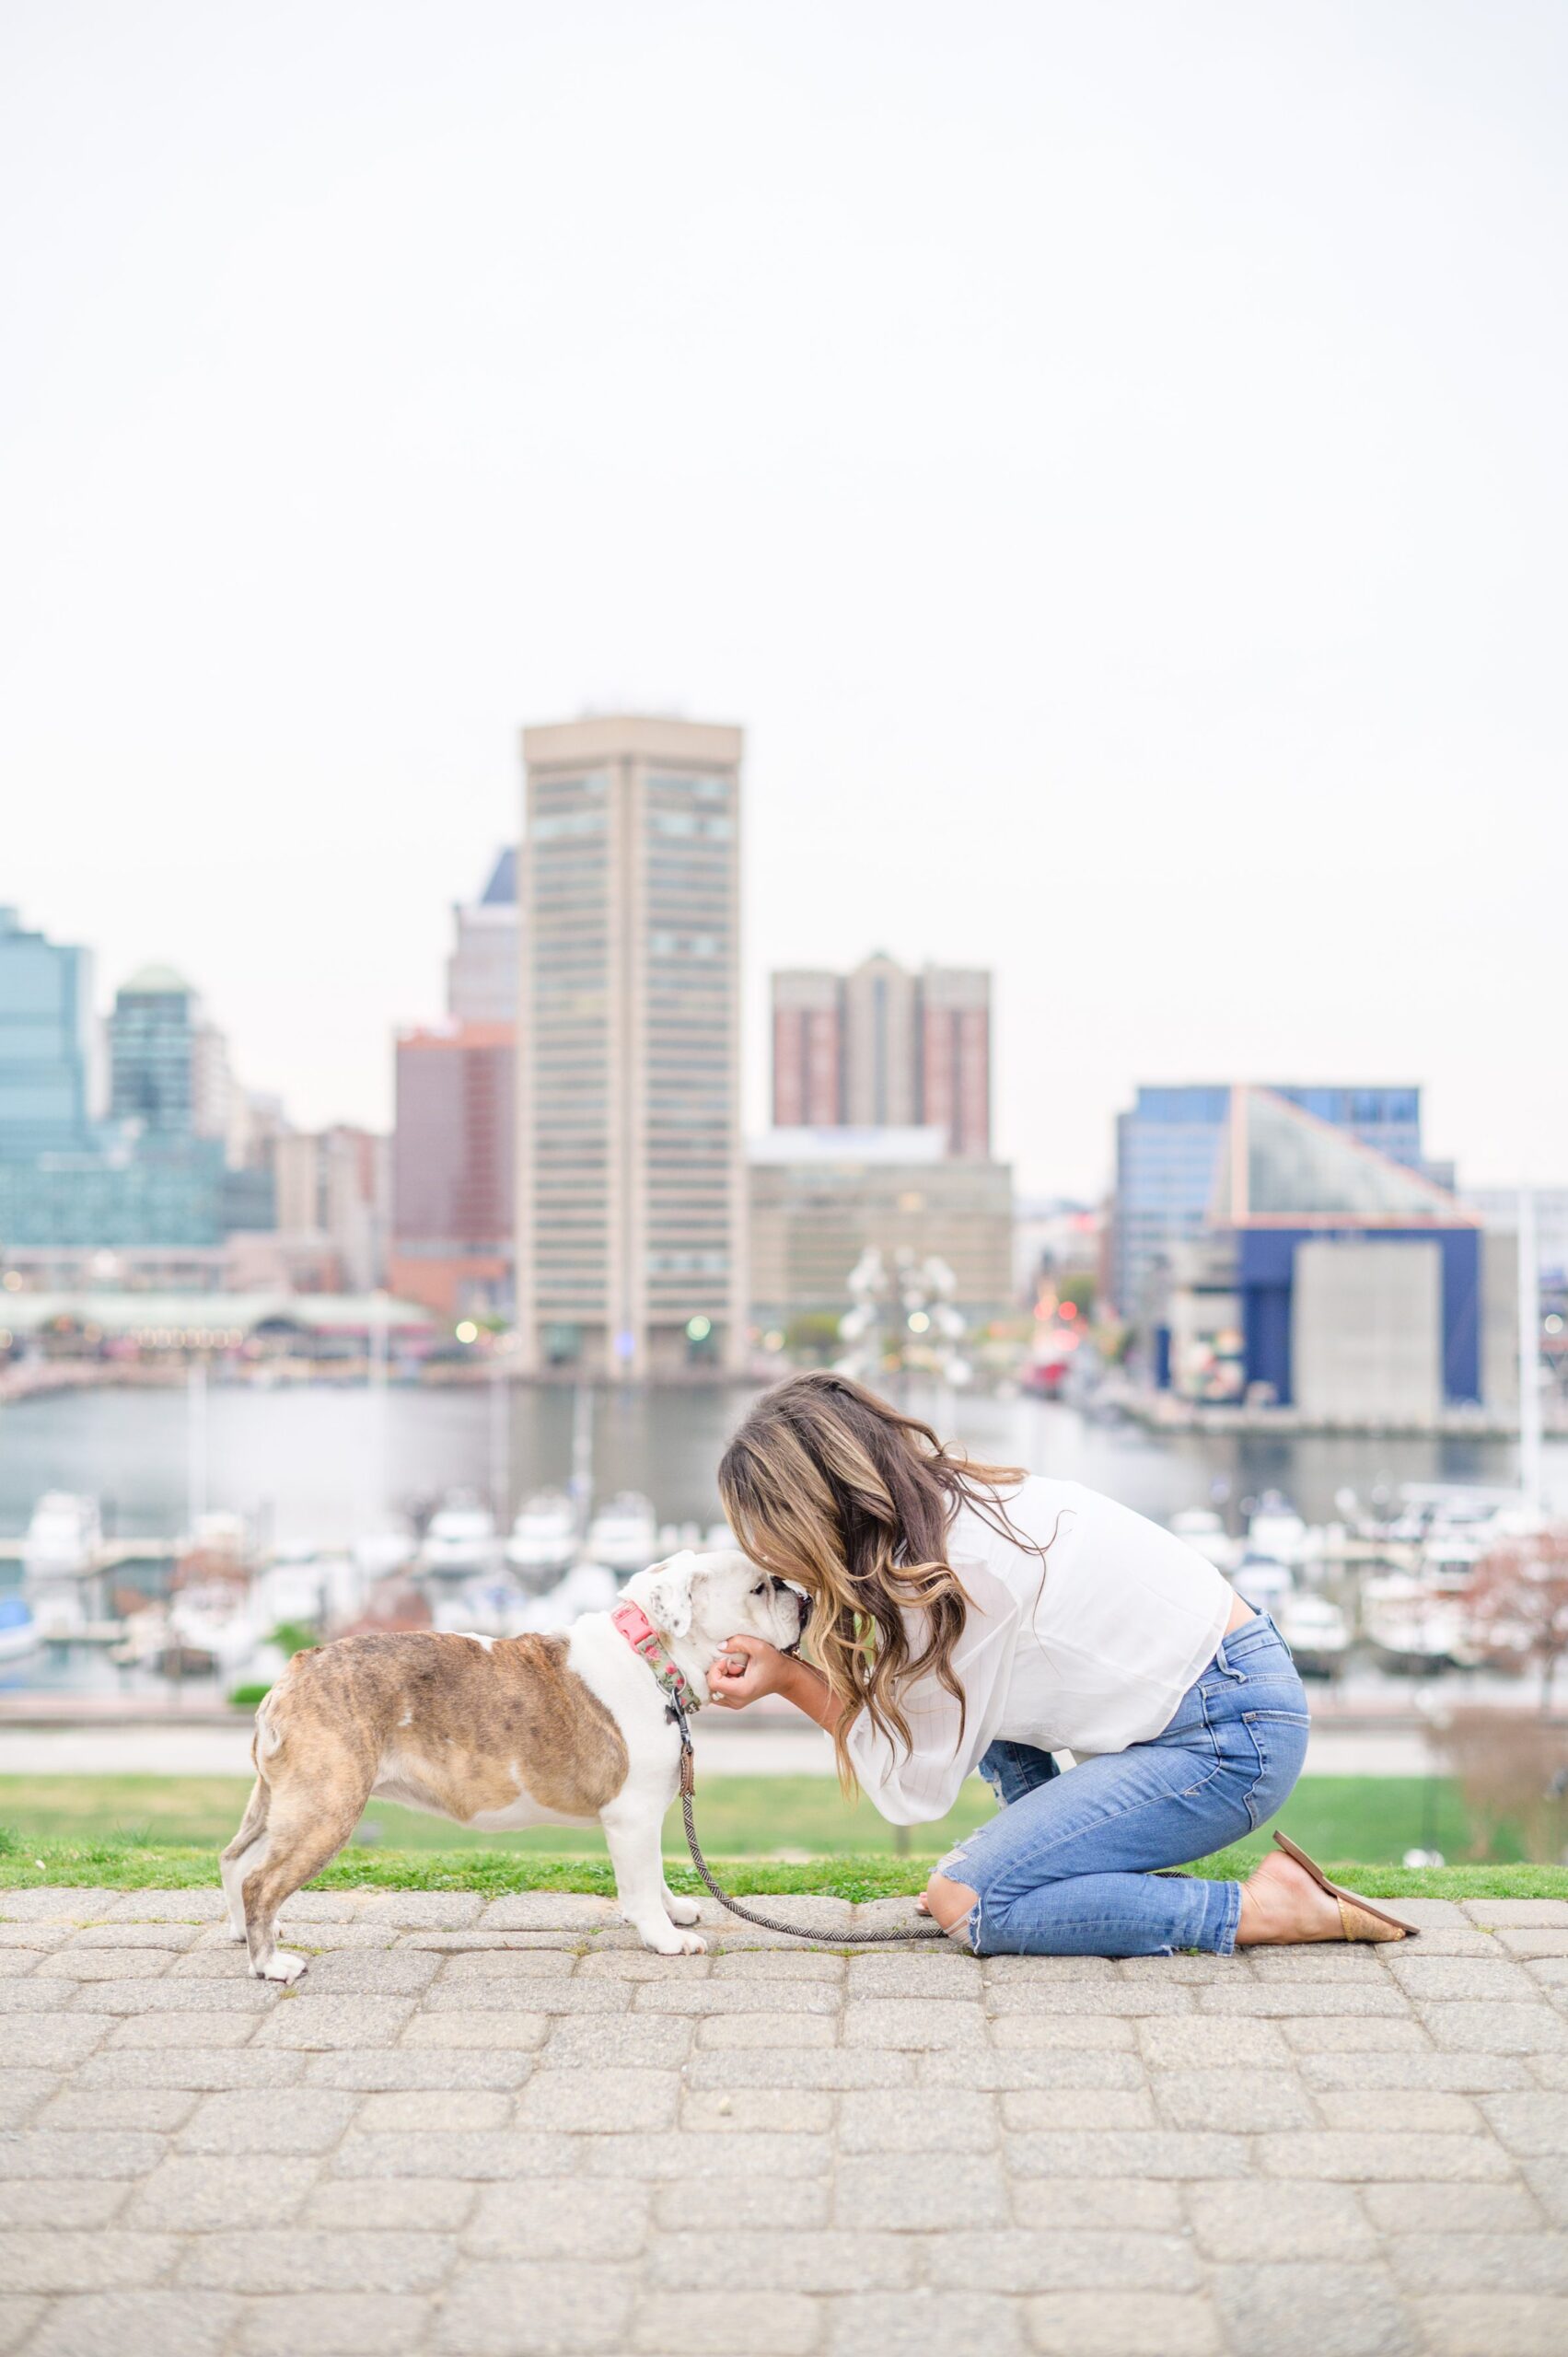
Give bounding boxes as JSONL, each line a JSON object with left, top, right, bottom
{"left": 706, "top": 1632, "right": 790, "bottom": 1711}
{"left": 707, "top": 1636, "right": 845, "bottom": 1735}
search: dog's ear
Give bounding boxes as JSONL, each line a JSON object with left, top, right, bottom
{"left": 627, "top": 1552, "right": 700, "bottom": 1641}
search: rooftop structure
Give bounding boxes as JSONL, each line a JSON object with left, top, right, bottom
{"left": 1150, "top": 1087, "right": 1495, "bottom": 1420}
{"left": 1214, "top": 1086, "right": 1470, "bottom": 1227}
{"left": 1112, "top": 1082, "right": 1429, "bottom": 1318}
{"left": 447, "top": 847, "right": 520, "bottom": 1026}
{"left": 749, "top": 1125, "right": 948, "bottom": 1166}
{"left": 771, "top": 953, "right": 991, "bottom": 1156}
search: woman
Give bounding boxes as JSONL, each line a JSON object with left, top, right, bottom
{"left": 707, "top": 1372, "right": 1412, "bottom": 1956}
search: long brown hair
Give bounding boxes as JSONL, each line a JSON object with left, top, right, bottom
{"left": 716, "top": 1371, "right": 1044, "bottom": 1785}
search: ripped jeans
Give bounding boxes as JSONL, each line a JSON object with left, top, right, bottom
{"left": 942, "top": 1614, "right": 1309, "bottom": 1956}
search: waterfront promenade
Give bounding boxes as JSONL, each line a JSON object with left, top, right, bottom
{"left": 2, "top": 1884, "right": 1566, "bottom": 2356}
{"left": 0, "top": 1705, "right": 1456, "bottom": 1780}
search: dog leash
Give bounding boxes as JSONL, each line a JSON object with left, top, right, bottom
{"left": 668, "top": 1694, "right": 947, "bottom": 1945}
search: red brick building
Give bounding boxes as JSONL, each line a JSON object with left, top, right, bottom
{"left": 769, "top": 958, "right": 991, "bottom": 1157}
{"left": 389, "top": 1022, "right": 514, "bottom": 1319}
{"left": 772, "top": 970, "right": 843, "bottom": 1127}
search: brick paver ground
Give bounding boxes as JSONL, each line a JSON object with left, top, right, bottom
{"left": 3, "top": 1888, "right": 1567, "bottom": 2356}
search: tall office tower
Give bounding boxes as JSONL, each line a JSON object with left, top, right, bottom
{"left": 389, "top": 1024, "right": 514, "bottom": 1318}
{"left": 0, "top": 907, "right": 95, "bottom": 1157}
{"left": 273, "top": 1125, "right": 389, "bottom": 1292}
{"left": 919, "top": 966, "right": 991, "bottom": 1157}
{"left": 516, "top": 714, "right": 744, "bottom": 1376}
{"left": 109, "top": 965, "right": 199, "bottom": 1135}
{"left": 191, "top": 1017, "right": 238, "bottom": 1157}
{"left": 447, "top": 848, "right": 520, "bottom": 1024}
{"left": 772, "top": 970, "right": 842, "bottom": 1127}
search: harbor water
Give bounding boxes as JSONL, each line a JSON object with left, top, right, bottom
{"left": 1, "top": 1376, "right": 1560, "bottom": 1548}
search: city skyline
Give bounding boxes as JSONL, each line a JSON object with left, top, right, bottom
{"left": 4, "top": 827, "right": 1544, "bottom": 1213}
{"left": 5, "top": 6, "right": 1566, "bottom": 1196}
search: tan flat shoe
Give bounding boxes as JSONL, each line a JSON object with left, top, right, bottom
{"left": 1272, "top": 1830, "right": 1420, "bottom": 1944}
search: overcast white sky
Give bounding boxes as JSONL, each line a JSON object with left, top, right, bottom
{"left": 3, "top": 0, "right": 1563, "bottom": 1198}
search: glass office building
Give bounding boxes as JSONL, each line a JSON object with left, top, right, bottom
{"left": 1156, "top": 1088, "right": 1485, "bottom": 1416}
{"left": 109, "top": 964, "right": 200, "bottom": 1135}
{"left": 0, "top": 926, "right": 261, "bottom": 1252}
{"left": 0, "top": 907, "right": 95, "bottom": 1158}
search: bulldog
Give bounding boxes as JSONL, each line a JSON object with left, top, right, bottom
{"left": 220, "top": 1549, "right": 805, "bottom": 1980}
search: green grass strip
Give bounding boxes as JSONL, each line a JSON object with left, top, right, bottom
{"left": 1, "top": 1833, "right": 1563, "bottom": 1903}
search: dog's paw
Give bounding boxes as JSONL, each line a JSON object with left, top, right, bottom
{"left": 254, "top": 1949, "right": 308, "bottom": 1984}
{"left": 226, "top": 1923, "right": 248, "bottom": 1944}
{"left": 645, "top": 1928, "right": 706, "bottom": 1956}
{"left": 664, "top": 1894, "right": 702, "bottom": 1926}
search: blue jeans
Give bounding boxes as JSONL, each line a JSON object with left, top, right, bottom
{"left": 940, "top": 1614, "right": 1309, "bottom": 1956}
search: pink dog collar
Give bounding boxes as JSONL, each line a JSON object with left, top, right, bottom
{"left": 612, "top": 1600, "right": 699, "bottom": 1713}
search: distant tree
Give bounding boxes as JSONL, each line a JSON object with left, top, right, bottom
{"left": 1095, "top": 1318, "right": 1132, "bottom": 1366}
{"left": 1466, "top": 1528, "right": 1568, "bottom": 1710}
{"left": 1437, "top": 1708, "right": 1568, "bottom": 1864}
{"left": 785, "top": 1314, "right": 845, "bottom": 1363}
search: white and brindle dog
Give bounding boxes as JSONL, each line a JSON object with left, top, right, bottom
{"left": 221, "top": 1549, "right": 805, "bottom": 1980}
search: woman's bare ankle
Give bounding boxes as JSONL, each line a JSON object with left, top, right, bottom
{"left": 923, "top": 1872, "right": 979, "bottom": 1936}
{"left": 1236, "top": 1850, "right": 1342, "bottom": 1945}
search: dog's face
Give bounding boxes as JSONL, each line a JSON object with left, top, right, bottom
{"left": 622, "top": 1548, "right": 806, "bottom": 1670}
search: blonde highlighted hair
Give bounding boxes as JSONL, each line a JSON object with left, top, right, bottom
{"left": 716, "top": 1371, "right": 1046, "bottom": 1786}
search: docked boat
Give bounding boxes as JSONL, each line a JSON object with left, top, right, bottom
{"left": 1231, "top": 1552, "right": 1295, "bottom": 1616}
{"left": 505, "top": 1490, "right": 578, "bottom": 1589}
{"left": 1275, "top": 1592, "right": 1350, "bottom": 1679}
{"left": 29, "top": 1583, "right": 87, "bottom": 1641}
{"left": 430, "top": 1578, "right": 528, "bottom": 1639}
{"left": 22, "top": 1492, "right": 101, "bottom": 1582}
{"left": 1362, "top": 1574, "right": 1473, "bottom": 1676}
{"left": 431, "top": 1554, "right": 622, "bottom": 1639}
{"left": 537, "top": 1558, "right": 620, "bottom": 1621}
{"left": 354, "top": 1527, "right": 417, "bottom": 1581}
{"left": 1246, "top": 1493, "right": 1310, "bottom": 1569}
{"left": 420, "top": 1495, "right": 500, "bottom": 1579}
{"left": 0, "top": 1596, "right": 41, "bottom": 1665}
{"left": 586, "top": 1492, "right": 658, "bottom": 1578}
{"left": 167, "top": 1581, "right": 258, "bottom": 1670}
{"left": 250, "top": 1551, "right": 366, "bottom": 1636}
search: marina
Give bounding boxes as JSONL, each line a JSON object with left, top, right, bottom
{"left": 0, "top": 1375, "right": 1562, "bottom": 1718}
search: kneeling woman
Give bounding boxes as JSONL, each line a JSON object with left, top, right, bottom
{"left": 708, "top": 1373, "right": 1412, "bottom": 1955}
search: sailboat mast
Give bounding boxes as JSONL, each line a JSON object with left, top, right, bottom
{"left": 1518, "top": 1186, "right": 1542, "bottom": 1516}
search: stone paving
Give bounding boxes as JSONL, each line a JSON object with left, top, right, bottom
{"left": 2, "top": 1888, "right": 1567, "bottom": 2357}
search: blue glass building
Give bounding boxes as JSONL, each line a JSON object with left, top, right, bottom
{"left": 109, "top": 964, "right": 200, "bottom": 1136}
{"left": 0, "top": 907, "right": 95, "bottom": 1157}
{"left": 0, "top": 924, "right": 264, "bottom": 1252}
{"left": 1150, "top": 1088, "right": 1486, "bottom": 1414}
{"left": 1112, "top": 1082, "right": 1425, "bottom": 1318}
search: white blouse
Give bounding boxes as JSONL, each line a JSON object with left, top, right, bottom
{"left": 842, "top": 1475, "right": 1233, "bottom": 1825}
